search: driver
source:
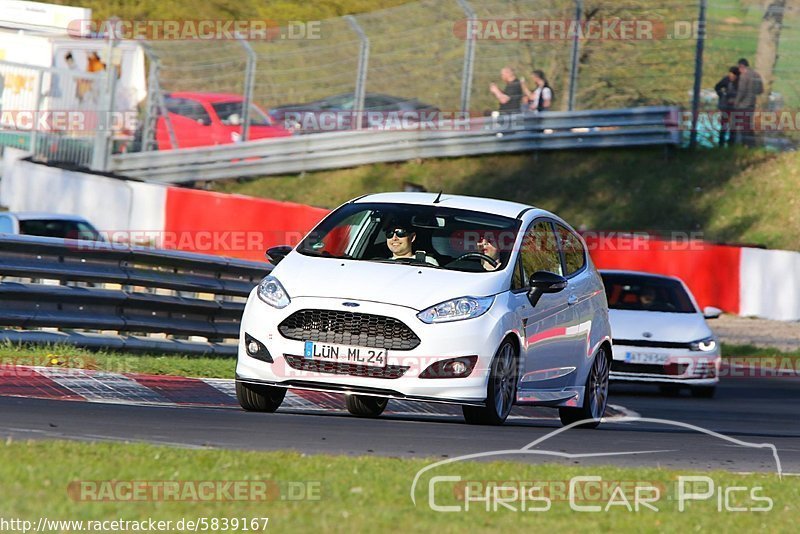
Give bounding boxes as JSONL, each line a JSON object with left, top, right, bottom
{"left": 385, "top": 224, "right": 439, "bottom": 266}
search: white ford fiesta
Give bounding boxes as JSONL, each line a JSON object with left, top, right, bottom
{"left": 600, "top": 270, "right": 722, "bottom": 398}
{"left": 236, "top": 192, "right": 612, "bottom": 426}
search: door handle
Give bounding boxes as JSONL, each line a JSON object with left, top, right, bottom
{"left": 567, "top": 294, "right": 578, "bottom": 306}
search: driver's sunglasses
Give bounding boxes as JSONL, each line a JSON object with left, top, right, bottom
{"left": 385, "top": 228, "right": 410, "bottom": 239}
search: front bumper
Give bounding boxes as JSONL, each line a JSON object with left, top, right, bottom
{"left": 236, "top": 292, "right": 513, "bottom": 403}
{"left": 610, "top": 344, "right": 720, "bottom": 385}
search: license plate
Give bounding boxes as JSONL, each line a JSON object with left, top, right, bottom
{"left": 303, "top": 341, "right": 387, "bottom": 368}
{"left": 624, "top": 352, "right": 668, "bottom": 365}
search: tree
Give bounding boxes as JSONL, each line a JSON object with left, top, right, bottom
{"left": 754, "top": 0, "right": 786, "bottom": 109}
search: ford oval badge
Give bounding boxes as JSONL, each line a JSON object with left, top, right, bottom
{"left": 342, "top": 302, "right": 360, "bottom": 307}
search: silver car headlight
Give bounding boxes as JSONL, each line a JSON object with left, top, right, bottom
{"left": 417, "top": 296, "right": 494, "bottom": 324}
{"left": 690, "top": 337, "right": 717, "bottom": 352}
{"left": 257, "top": 275, "right": 290, "bottom": 309}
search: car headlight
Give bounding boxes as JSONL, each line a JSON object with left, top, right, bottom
{"left": 257, "top": 275, "right": 290, "bottom": 309}
{"left": 417, "top": 296, "right": 494, "bottom": 324}
{"left": 690, "top": 337, "right": 717, "bottom": 352}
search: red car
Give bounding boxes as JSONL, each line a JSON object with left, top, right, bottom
{"left": 156, "top": 92, "right": 292, "bottom": 150}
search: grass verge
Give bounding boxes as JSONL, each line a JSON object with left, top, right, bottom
{"left": 0, "top": 439, "right": 795, "bottom": 532}
{"left": 0, "top": 343, "right": 235, "bottom": 379}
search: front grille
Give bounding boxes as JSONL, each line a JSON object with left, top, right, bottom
{"left": 283, "top": 354, "right": 409, "bottom": 379}
{"left": 614, "top": 339, "right": 692, "bottom": 350}
{"left": 278, "top": 309, "right": 420, "bottom": 350}
{"left": 694, "top": 360, "right": 717, "bottom": 378}
{"left": 612, "top": 361, "right": 689, "bottom": 376}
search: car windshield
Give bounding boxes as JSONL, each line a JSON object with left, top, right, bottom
{"left": 601, "top": 273, "right": 697, "bottom": 313}
{"left": 211, "top": 102, "right": 272, "bottom": 126}
{"left": 297, "top": 202, "right": 521, "bottom": 273}
{"left": 19, "top": 219, "right": 103, "bottom": 241}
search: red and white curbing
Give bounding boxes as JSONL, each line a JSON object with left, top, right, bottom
{"left": 0, "top": 365, "right": 632, "bottom": 421}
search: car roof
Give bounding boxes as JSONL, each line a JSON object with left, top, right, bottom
{"left": 168, "top": 92, "right": 244, "bottom": 103}
{"left": 599, "top": 269, "right": 684, "bottom": 283}
{"left": 4, "top": 212, "right": 92, "bottom": 222}
{"left": 352, "top": 192, "right": 538, "bottom": 219}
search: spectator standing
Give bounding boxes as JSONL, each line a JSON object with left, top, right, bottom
{"left": 490, "top": 67, "right": 523, "bottom": 114}
{"left": 523, "top": 70, "right": 553, "bottom": 112}
{"left": 733, "top": 58, "right": 763, "bottom": 147}
{"left": 714, "top": 66, "right": 739, "bottom": 146}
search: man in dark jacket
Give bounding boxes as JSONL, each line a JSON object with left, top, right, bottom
{"left": 714, "top": 66, "right": 739, "bottom": 146}
{"left": 490, "top": 67, "right": 523, "bottom": 114}
{"left": 733, "top": 58, "right": 763, "bottom": 147}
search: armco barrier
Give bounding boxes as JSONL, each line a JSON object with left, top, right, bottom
{"left": 584, "top": 235, "right": 742, "bottom": 314}
{"left": 110, "top": 107, "right": 681, "bottom": 183}
{"left": 0, "top": 235, "right": 270, "bottom": 355}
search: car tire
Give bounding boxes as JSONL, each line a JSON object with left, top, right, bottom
{"left": 690, "top": 386, "right": 716, "bottom": 399}
{"left": 345, "top": 395, "right": 389, "bottom": 417}
{"left": 462, "top": 340, "right": 518, "bottom": 426}
{"left": 236, "top": 380, "right": 286, "bottom": 412}
{"left": 558, "top": 347, "right": 610, "bottom": 429}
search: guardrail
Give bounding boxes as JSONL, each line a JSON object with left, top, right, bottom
{"left": 110, "top": 106, "right": 680, "bottom": 183}
{"left": 0, "top": 236, "right": 270, "bottom": 355}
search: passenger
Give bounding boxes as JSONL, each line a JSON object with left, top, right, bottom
{"left": 477, "top": 236, "right": 502, "bottom": 271}
{"left": 385, "top": 224, "right": 439, "bottom": 266}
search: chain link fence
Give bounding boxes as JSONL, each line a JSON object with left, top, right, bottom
{"left": 1, "top": 0, "right": 798, "bottom": 168}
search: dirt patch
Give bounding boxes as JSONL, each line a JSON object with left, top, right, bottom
{"left": 711, "top": 314, "right": 800, "bottom": 352}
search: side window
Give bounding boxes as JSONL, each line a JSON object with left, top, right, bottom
{"left": 165, "top": 98, "right": 211, "bottom": 125}
{"left": 519, "top": 221, "right": 562, "bottom": 280}
{"left": 556, "top": 224, "right": 587, "bottom": 276}
{"left": 0, "top": 215, "right": 13, "bottom": 233}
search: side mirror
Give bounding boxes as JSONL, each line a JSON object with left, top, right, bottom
{"left": 703, "top": 306, "right": 722, "bottom": 319}
{"left": 527, "top": 270, "right": 568, "bottom": 307}
{"left": 265, "top": 245, "right": 293, "bottom": 265}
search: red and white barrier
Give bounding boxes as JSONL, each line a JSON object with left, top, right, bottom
{"left": 2, "top": 152, "right": 798, "bottom": 321}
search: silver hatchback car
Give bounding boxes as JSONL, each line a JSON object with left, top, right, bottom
{"left": 236, "top": 193, "right": 612, "bottom": 426}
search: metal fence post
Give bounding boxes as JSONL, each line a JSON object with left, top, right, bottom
{"left": 456, "top": 0, "right": 476, "bottom": 114}
{"left": 567, "top": 0, "right": 583, "bottom": 111}
{"left": 238, "top": 36, "right": 257, "bottom": 142}
{"left": 690, "top": 0, "right": 707, "bottom": 149}
{"left": 140, "top": 43, "right": 177, "bottom": 151}
{"left": 345, "top": 15, "right": 369, "bottom": 129}
{"left": 29, "top": 69, "right": 44, "bottom": 157}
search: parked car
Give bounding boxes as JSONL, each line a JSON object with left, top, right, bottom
{"left": 601, "top": 270, "right": 721, "bottom": 398}
{"left": 268, "top": 92, "right": 441, "bottom": 133}
{"left": 236, "top": 192, "right": 612, "bottom": 427}
{"left": 0, "top": 212, "right": 104, "bottom": 241}
{"left": 156, "top": 92, "right": 292, "bottom": 149}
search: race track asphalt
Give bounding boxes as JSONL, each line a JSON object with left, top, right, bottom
{"left": 1, "top": 372, "right": 798, "bottom": 473}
